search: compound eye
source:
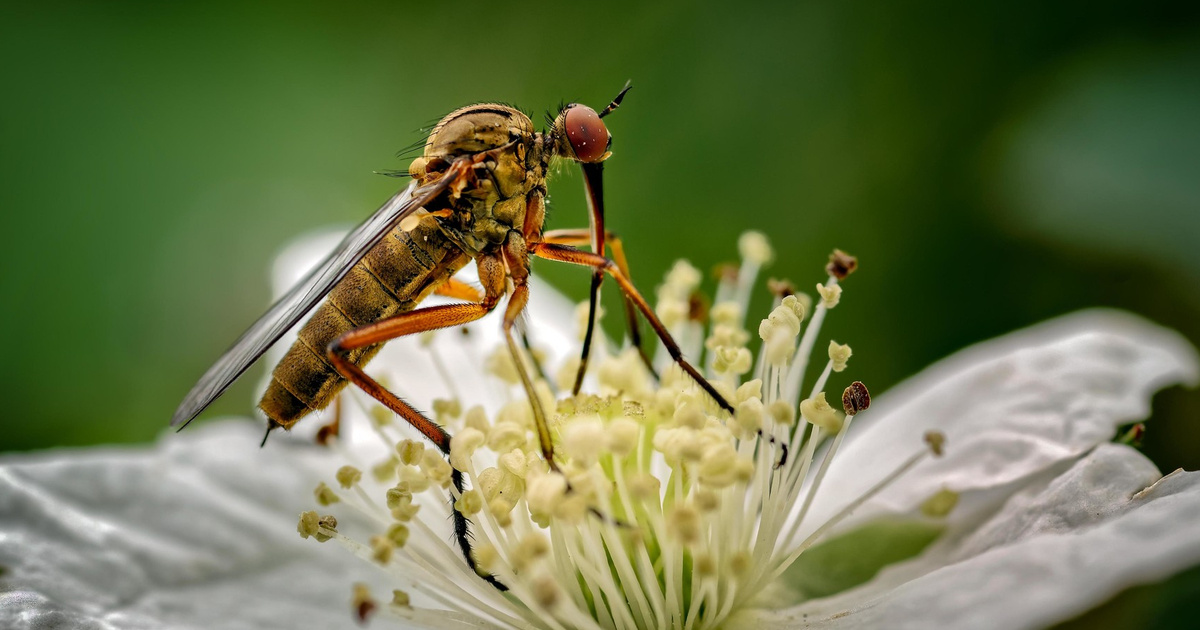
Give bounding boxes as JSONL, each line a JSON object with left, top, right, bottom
{"left": 563, "top": 105, "right": 610, "bottom": 163}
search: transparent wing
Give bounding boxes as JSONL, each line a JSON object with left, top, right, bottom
{"left": 171, "top": 167, "right": 462, "bottom": 429}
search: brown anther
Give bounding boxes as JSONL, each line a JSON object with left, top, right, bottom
{"left": 826, "top": 249, "right": 858, "bottom": 280}
{"left": 315, "top": 514, "right": 338, "bottom": 542}
{"left": 842, "top": 381, "right": 871, "bottom": 415}
{"left": 924, "top": 431, "right": 946, "bottom": 457}
{"left": 767, "top": 277, "right": 796, "bottom": 298}
{"left": 713, "top": 262, "right": 739, "bottom": 283}
{"left": 688, "top": 292, "right": 710, "bottom": 323}
{"left": 352, "top": 583, "right": 377, "bottom": 625}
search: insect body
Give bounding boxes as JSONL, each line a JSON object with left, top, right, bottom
{"left": 171, "top": 85, "right": 732, "bottom": 587}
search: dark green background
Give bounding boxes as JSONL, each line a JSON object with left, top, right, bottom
{"left": 2, "top": 1, "right": 1198, "bottom": 624}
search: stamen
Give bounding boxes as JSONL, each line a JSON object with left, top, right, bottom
{"left": 735, "top": 231, "right": 774, "bottom": 321}
{"left": 352, "top": 583, "right": 377, "bottom": 624}
{"left": 290, "top": 233, "right": 953, "bottom": 630}
{"left": 770, "top": 431, "right": 946, "bottom": 580}
{"left": 816, "top": 282, "right": 842, "bottom": 309}
{"left": 842, "top": 381, "right": 871, "bottom": 415}
{"left": 825, "top": 249, "right": 858, "bottom": 280}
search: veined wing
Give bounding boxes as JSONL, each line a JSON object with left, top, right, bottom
{"left": 171, "top": 165, "right": 463, "bottom": 429}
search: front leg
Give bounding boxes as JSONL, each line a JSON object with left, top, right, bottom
{"left": 541, "top": 228, "right": 655, "bottom": 393}
{"left": 531, "top": 242, "right": 734, "bottom": 414}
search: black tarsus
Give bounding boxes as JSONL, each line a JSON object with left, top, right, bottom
{"left": 757, "top": 429, "right": 789, "bottom": 468}
{"left": 573, "top": 271, "right": 605, "bottom": 395}
{"left": 451, "top": 468, "right": 508, "bottom": 591}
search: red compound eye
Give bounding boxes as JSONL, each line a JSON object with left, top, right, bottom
{"left": 563, "top": 105, "right": 610, "bottom": 163}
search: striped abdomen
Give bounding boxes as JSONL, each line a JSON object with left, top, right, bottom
{"left": 260, "top": 219, "right": 470, "bottom": 429}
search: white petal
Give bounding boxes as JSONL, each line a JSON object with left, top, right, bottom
{"left": 0, "top": 421, "right": 382, "bottom": 630}
{"left": 794, "top": 309, "right": 1198, "bottom": 541}
{"left": 744, "top": 444, "right": 1200, "bottom": 629}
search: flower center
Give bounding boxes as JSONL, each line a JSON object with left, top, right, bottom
{"left": 296, "top": 235, "right": 947, "bottom": 629}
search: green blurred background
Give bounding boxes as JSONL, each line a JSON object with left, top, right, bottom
{"left": 1, "top": 0, "right": 1198, "bottom": 623}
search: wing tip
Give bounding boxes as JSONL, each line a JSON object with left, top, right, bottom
{"left": 169, "top": 402, "right": 199, "bottom": 430}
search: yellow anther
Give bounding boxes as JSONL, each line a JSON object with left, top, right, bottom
{"left": 449, "top": 427, "right": 485, "bottom": 471}
{"left": 396, "top": 439, "right": 425, "bottom": 466}
{"left": 385, "top": 522, "right": 410, "bottom": 547}
{"left": 607, "top": 417, "right": 641, "bottom": 457}
{"left": 667, "top": 504, "right": 701, "bottom": 545}
{"left": 800, "top": 393, "right": 844, "bottom": 433}
{"left": 314, "top": 482, "right": 340, "bottom": 506}
{"left": 335, "top": 465, "right": 362, "bottom": 489}
{"left": 738, "top": 231, "right": 775, "bottom": 266}
{"left": 455, "top": 490, "right": 483, "bottom": 515}
{"left": 816, "top": 282, "right": 842, "bottom": 308}
{"left": 828, "top": 340, "right": 852, "bottom": 372}
{"left": 369, "top": 535, "right": 395, "bottom": 564}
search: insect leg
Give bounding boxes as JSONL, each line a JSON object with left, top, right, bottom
{"left": 327, "top": 303, "right": 492, "bottom": 451}
{"left": 328, "top": 253, "right": 506, "bottom": 449}
{"left": 327, "top": 254, "right": 509, "bottom": 591}
{"left": 314, "top": 394, "right": 342, "bottom": 446}
{"left": 504, "top": 234, "right": 638, "bottom": 534}
{"left": 434, "top": 277, "right": 484, "bottom": 302}
{"left": 579, "top": 164, "right": 608, "bottom": 400}
{"left": 434, "top": 272, "right": 554, "bottom": 388}
{"left": 499, "top": 232, "right": 562, "bottom": 472}
{"left": 531, "top": 243, "right": 734, "bottom": 413}
{"left": 541, "top": 228, "right": 656, "bottom": 389}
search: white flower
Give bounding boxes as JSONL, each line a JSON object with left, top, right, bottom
{"left": 2, "top": 230, "right": 1198, "bottom": 630}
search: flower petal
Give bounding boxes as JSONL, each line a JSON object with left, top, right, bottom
{"left": 744, "top": 444, "right": 1200, "bottom": 629}
{"left": 0, "top": 420, "right": 379, "bottom": 630}
{"left": 794, "top": 309, "right": 1198, "bottom": 541}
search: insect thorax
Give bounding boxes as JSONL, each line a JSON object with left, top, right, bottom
{"left": 408, "top": 104, "right": 553, "bottom": 252}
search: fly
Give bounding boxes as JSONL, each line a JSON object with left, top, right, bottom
{"left": 171, "top": 84, "right": 734, "bottom": 588}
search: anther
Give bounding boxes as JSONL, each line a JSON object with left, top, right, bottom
{"left": 385, "top": 523, "right": 410, "bottom": 547}
{"left": 768, "top": 277, "right": 796, "bottom": 298}
{"left": 336, "top": 466, "right": 362, "bottom": 489}
{"left": 924, "top": 430, "right": 946, "bottom": 456}
{"left": 370, "top": 535, "right": 395, "bottom": 564}
{"left": 800, "top": 393, "right": 843, "bottom": 433}
{"left": 314, "top": 482, "right": 340, "bottom": 506}
{"left": 297, "top": 510, "right": 320, "bottom": 539}
{"left": 352, "top": 583, "right": 377, "bottom": 624}
{"left": 828, "top": 341, "right": 852, "bottom": 372}
{"left": 688, "top": 292, "right": 709, "bottom": 323}
{"left": 396, "top": 439, "right": 424, "bottom": 466}
{"left": 713, "top": 262, "right": 740, "bottom": 284}
{"left": 816, "top": 282, "right": 842, "bottom": 309}
{"left": 739, "top": 231, "right": 775, "bottom": 266}
{"left": 842, "top": 381, "right": 871, "bottom": 415}
{"left": 825, "top": 249, "right": 858, "bottom": 280}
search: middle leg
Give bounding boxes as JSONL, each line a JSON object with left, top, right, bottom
{"left": 542, "top": 228, "right": 656, "bottom": 394}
